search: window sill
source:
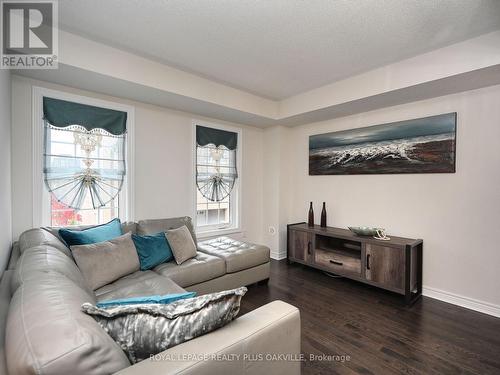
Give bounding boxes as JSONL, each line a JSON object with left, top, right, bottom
{"left": 196, "top": 227, "right": 241, "bottom": 240}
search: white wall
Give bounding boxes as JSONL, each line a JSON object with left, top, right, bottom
{"left": 261, "top": 126, "right": 293, "bottom": 259}
{"left": 0, "top": 70, "right": 12, "bottom": 276}
{"left": 10, "top": 76, "right": 264, "bottom": 244}
{"left": 273, "top": 84, "right": 500, "bottom": 311}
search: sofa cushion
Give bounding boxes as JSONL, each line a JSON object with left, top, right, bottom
{"left": 6, "top": 273, "right": 130, "bottom": 375}
{"left": 166, "top": 226, "right": 197, "bottom": 265}
{"left": 153, "top": 252, "right": 225, "bottom": 288}
{"left": 71, "top": 233, "right": 140, "bottom": 290}
{"left": 12, "top": 245, "right": 91, "bottom": 294}
{"left": 122, "top": 221, "right": 138, "bottom": 235}
{"left": 19, "top": 228, "right": 72, "bottom": 257}
{"left": 198, "top": 237, "right": 270, "bottom": 273}
{"left": 60, "top": 218, "right": 123, "bottom": 247}
{"left": 137, "top": 216, "right": 197, "bottom": 243}
{"left": 95, "top": 270, "right": 186, "bottom": 302}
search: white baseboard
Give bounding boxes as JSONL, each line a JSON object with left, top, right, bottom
{"left": 270, "top": 252, "right": 287, "bottom": 261}
{"left": 423, "top": 286, "right": 500, "bottom": 318}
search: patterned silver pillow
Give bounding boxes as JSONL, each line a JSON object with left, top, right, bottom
{"left": 82, "top": 287, "right": 247, "bottom": 363}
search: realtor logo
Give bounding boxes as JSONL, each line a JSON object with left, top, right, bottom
{"left": 1, "top": 0, "right": 58, "bottom": 69}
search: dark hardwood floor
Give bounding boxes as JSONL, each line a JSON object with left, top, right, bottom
{"left": 239, "top": 260, "right": 500, "bottom": 375}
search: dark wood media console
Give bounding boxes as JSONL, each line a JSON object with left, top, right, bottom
{"left": 287, "top": 223, "right": 423, "bottom": 305}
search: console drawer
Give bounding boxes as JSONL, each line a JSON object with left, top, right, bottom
{"left": 314, "top": 249, "right": 361, "bottom": 275}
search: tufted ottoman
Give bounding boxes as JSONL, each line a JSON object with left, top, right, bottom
{"left": 197, "top": 236, "right": 270, "bottom": 276}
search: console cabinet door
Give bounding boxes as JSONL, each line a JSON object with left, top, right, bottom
{"left": 289, "top": 230, "right": 313, "bottom": 263}
{"left": 365, "top": 244, "right": 404, "bottom": 292}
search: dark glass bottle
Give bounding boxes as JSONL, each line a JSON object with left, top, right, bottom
{"left": 320, "top": 202, "right": 327, "bottom": 228}
{"left": 308, "top": 202, "right": 314, "bottom": 227}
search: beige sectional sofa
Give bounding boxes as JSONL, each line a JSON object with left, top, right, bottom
{"left": 1, "top": 217, "right": 301, "bottom": 375}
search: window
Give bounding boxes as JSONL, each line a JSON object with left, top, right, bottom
{"left": 33, "top": 87, "right": 134, "bottom": 228}
{"left": 196, "top": 144, "right": 232, "bottom": 227}
{"left": 194, "top": 123, "right": 240, "bottom": 234}
{"left": 45, "top": 126, "right": 122, "bottom": 226}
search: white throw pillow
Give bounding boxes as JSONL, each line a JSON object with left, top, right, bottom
{"left": 165, "top": 225, "right": 198, "bottom": 264}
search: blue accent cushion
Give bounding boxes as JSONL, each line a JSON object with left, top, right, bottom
{"left": 59, "top": 218, "right": 123, "bottom": 247}
{"left": 96, "top": 292, "right": 196, "bottom": 308}
{"left": 132, "top": 232, "right": 174, "bottom": 270}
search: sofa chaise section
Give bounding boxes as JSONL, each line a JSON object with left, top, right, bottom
{"left": 197, "top": 236, "right": 270, "bottom": 274}
{"left": 153, "top": 252, "right": 226, "bottom": 288}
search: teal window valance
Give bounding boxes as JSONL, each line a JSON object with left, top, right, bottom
{"left": 43, "top": 97, "right": 127, "bottom": 136}
{"left": 196, "top": 125, "right": 237, "bottom": 150}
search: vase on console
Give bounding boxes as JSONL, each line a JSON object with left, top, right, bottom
{"left": 320, "top": 202, "right": 327, "bottom": 228}
{"left": 308, "top": 202, "right": 314, "bottom": 227}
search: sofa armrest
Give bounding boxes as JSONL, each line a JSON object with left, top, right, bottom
{"left": 115, "top": 300, "right": 301, "bottom": 375}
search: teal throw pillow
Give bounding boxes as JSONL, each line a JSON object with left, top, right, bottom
{"left": 96, "top": 291, "right": 196, "bottom": 308}
{"left": 132, "top": 232, "right": 174, "bottom": 270}
{"left": 59, "top": 218, "right": 123, "bottom": 247}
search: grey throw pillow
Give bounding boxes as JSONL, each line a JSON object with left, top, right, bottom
{"left": 165, "top": 225, "right": 197, "bottom": 264}
{"left": 82, "top": 287, "right": 247, "bottom": 363}
{"left": 71, "top": 232, "right": 140, "bottom": 290}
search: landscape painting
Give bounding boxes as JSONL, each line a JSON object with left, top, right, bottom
{"left": 309, "top": 113, "right": 456, "bottom": 175}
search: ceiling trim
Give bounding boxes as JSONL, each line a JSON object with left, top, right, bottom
{"left": 14, "top": 30, "right": 500, "bottom": 128}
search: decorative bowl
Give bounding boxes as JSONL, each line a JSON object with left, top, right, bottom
{"left": 348, "top": 226, "right": 383, "bottom": 236}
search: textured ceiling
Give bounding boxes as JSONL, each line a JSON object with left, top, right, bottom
{"left": 59, "top": 0, "right": 500, "bottom": 100}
